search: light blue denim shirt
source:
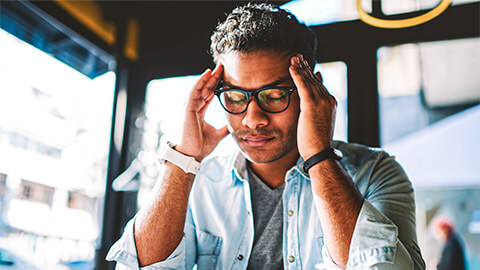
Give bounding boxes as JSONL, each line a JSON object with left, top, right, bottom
{"left": 106, "top": 141, "right": 425, "bottom": 269}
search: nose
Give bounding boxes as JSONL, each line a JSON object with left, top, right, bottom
{"left": 241, "top": 98, "right": 269, "bottom": 129}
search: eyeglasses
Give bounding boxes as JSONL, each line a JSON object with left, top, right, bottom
{"left": 215, "top": 85, "right": 297, "bottom": 114}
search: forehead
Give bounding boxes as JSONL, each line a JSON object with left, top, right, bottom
{"left": 220, "top": 50, "right": 293, "bottom": 90}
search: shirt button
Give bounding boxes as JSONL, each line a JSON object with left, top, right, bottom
{"left": 288, "top": 210, "right": 294, "bottom": 216}
{"left": 288, "top": 255, "right": 295, "bottom": 262}
{"left": 237, "top": 254, "right": 244, "bottom": 260}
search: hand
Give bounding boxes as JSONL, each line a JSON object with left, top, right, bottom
{"left": 289, "top": 54, "right": 337, "bottom": 160}
{"left": 176, "top": 63, "right": 229, "bottom": 162}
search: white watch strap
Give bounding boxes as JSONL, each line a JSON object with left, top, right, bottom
{"left": 158, "top": 142, "right": 201, "bottom": 175}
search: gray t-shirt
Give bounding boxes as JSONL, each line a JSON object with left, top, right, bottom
{"left": 246, "top": 165, "right": 285, "bottom": 270}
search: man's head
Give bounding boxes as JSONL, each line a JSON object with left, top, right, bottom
{"left": 209, "top": 3, "right": 316, "bottom": 165}
{"left": 432, "top": 216, "right": 455, "bottom": 242}
{"left": 210, "top": 3, "right": 317, "bottom": 68}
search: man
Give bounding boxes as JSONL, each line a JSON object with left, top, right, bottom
{"left": 432, "top": 216, "right": 466, "bottom": 270}
{"left": 107, "top": 3, "right": 425, "bottom": 269}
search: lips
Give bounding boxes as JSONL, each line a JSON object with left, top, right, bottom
{"left": 241, "top": 136, "right": 275, "bottom": 147}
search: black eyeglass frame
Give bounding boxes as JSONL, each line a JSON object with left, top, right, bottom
{"left": 214, "top": 85, "right": 297, "bottom": 114}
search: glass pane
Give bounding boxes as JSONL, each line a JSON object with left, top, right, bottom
{"left": 377, "top": 37, "right": 480, "bottom": 269}
{"left": 283, "top": 0, "right": 479, "bottom": 25}
{"left": 314, "top": 62, "right": 348, "bottom": 142}
{"left": 378, "top": 38, "right": 480, "bottom": 147}
{"left": 282, "top": 0, "right": 364, "bottom": 26}
{"left": 0, "top": 29, "right": 114, "bottom": 269}
{"left": 382, "top": 0, "right": 479, "bottom": 15}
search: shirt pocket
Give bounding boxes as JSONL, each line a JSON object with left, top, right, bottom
{"left": 195, "top": 229, "right": 222, "bottom": 270}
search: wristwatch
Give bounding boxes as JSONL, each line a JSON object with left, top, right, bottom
{"left": 303, "top": 147, "right": 343, "bottom": 173}
{"left": 158, "top": 142, "right": 201, "bottom": 175}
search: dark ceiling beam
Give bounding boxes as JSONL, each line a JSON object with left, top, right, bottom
{"left": 372, "top": 0, "right": 384, "bottom": 17}
{"left": 312, "top": 2, "right": 480, "bottom": 63}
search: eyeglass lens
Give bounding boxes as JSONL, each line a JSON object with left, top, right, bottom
{"left": 218, "top": 88, "right": 290, "bottom": 113}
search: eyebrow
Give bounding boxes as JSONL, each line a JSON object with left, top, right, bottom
{"left": 221, "top": 76, "right": 292, "bottom": 90}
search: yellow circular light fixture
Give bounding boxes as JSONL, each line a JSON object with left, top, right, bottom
{"left": 357, "top": 0, "right": 451, "bottom": 29}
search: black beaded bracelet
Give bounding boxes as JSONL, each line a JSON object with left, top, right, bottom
{"left": 303, "top": 148, "right": 343, "bottom": 173}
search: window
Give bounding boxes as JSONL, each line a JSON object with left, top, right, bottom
{"left": 17, "top": 180, "right": 55, "bottom": 205}
{"left": 314, "top": 62, "right": 348, "bottom": 142}
{"left": 381, "top": 0, "right": 479, "bottom": 15}
{"left": 282, "top": 0, "right": 365, "bottom": 26}
{"left": 0, "top": 28, "right": 115, "bottom": 268}
{"left": 378, "top": 38, "right": 480, "bottom": 147}
{"left": 282, "top": 0, "right": 479, "bottom": 26}
{"left": 377, "top": 37, "right": 480, "bottom": 269}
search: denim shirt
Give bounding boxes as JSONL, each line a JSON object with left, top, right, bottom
{"left": 106, "top": 141, "right": 425, "bottom": 269}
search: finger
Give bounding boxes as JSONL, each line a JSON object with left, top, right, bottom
{"left": 202, "top": 62, "right": 223, "bottom": 94}
{"left": 314, "top": 71, "right": 324, "bottom": 84}
{"left": 198, "top": 91, "right": 216, "bottom": 118}
{"left": 189, "top": 69, "right": 214, "bottom": 108}
{"left": 192, "top": 68, "right": 213, "bottom": 96}
{"left": 298, "top": 56, "right": 325, "bottom": 98}
{"left": 188, "top": 64, "right": 221, "bottom": 111}
{"left": 301, "top": 58, "right": 323, "bottom": 88}
{"left": 314, "top": 71, "right": 336, "bottom": 100}
{"left": 297, "top": 54, "right": 322, "bottom": 95}
{"left": 289, "top": 55, "right": 317, "bottom": 102}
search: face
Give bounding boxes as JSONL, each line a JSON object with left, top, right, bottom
{"left": 433, "top": 225, "right": 449, "bottom": 243}
{"left": 219, "top": 50, "right": 300, "bottom": 164}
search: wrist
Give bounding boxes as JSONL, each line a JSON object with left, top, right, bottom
{"left": 307, "top": 158, "right": 338, "bottom": 174}
{"left": 175, "top": 144, "right": 204, "bottom": 162}
{"left": 158, "top": 142, "right": 201, "bottom": 175}
{"left": 303, "top": 147, "right": 343, "bottom": 173}
{"left": 300, "top": 140, "right": 333, "bottom": 161}
{"left": 164, "top": 161, "right": 196, "bottom": 181}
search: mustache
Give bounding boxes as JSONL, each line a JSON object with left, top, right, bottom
{"left": 235, "top": 128, "right": 280, "bottom": 137}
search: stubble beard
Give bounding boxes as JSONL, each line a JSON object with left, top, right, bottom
{"left": 234, "top": 127, "right": 298, "bottom": 164}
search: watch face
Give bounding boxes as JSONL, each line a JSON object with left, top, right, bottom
{"left": 333, "top": 148, "right": 343, "bottom": 159}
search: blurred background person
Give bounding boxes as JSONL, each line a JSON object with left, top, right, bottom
{"left": 432, "top": 216, "right": 466, "bottom": 270}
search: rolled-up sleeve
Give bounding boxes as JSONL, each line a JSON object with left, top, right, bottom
{"left": 319, "top": 150, "right": 425, "bottom": 269}
{"left": 317, "top": 200, "right": 408, "bottom": 270}
{"left": 351, "top": 153, "right": 425, "bottom": 269}
{"left": 347, "top": 200, "right": 413, "bottom": 269}
{"left": 106, "top": 206, "right": 197, "bottom": 269}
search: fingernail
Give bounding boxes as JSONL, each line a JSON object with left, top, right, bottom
{"left": 299, "top": 54, "right": 304, "bottom": 61}
{"left": 295, "top": 56, "right": 300, "bottom": 65}
{"left": 298, "top": 57, "right": 304, "bottom": 68}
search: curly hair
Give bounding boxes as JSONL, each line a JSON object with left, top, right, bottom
{"left": 210, "top": 3, "right": 317, "bottom": 67}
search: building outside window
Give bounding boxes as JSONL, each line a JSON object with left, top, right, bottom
{"left": 0, "top": 28, "right": 115, "bottom": 269}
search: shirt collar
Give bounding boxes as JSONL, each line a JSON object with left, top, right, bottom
{"left": 229, "top": 152, "right": 310, "bottom": 187}
{"left": 229, "top": 151, "right": 248, "bottom": 186}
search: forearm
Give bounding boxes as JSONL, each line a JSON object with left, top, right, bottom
{"left": 309, "top": 159, "right": 363, "bottom": 266}
{"left": 134, "top": 162, "right": 194, "bottom": 267}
